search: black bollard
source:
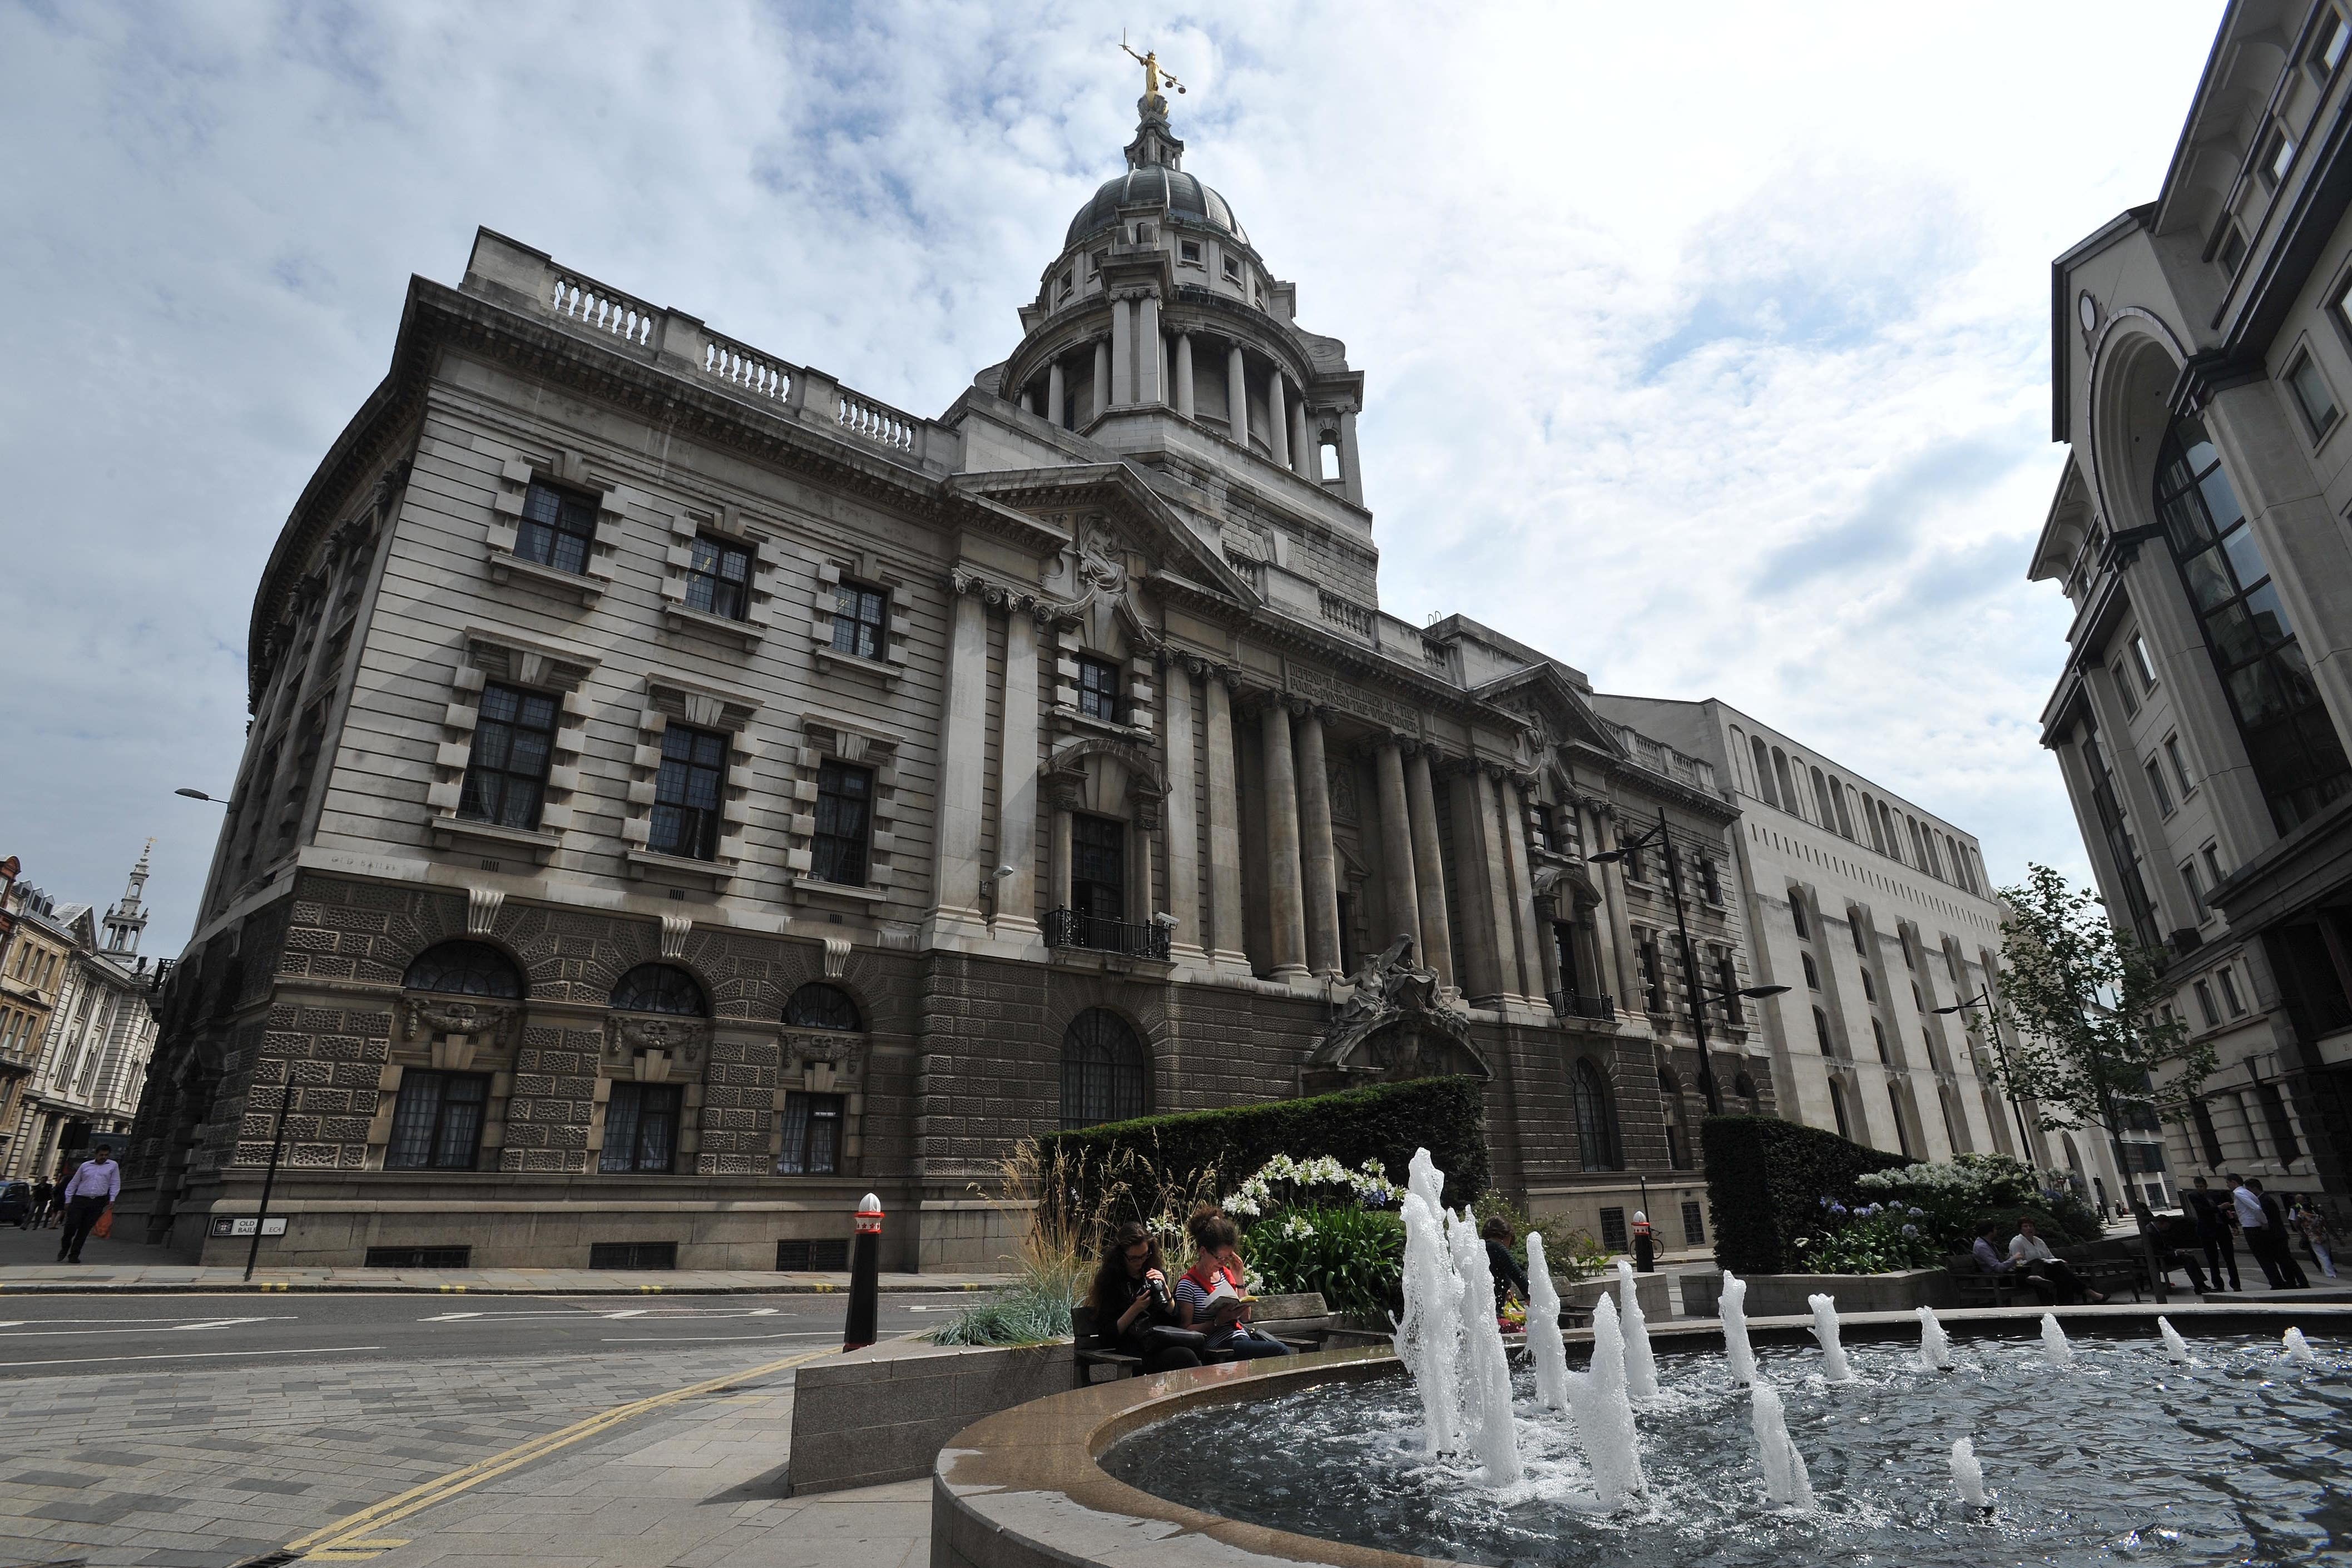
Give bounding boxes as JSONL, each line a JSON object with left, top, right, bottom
{"left": 843, "top": 1192, "right": 882, "bottom": 1352}
{"left": 1632, "top": 1210, "right": 1656, "bottom": 1273}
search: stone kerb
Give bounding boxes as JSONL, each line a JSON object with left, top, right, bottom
{"left": 1680, "top": 1267, "right": 1955, "bottom": 1318}
{"left": 786, "top": 1338, "right": 1071, "bottom": 1496}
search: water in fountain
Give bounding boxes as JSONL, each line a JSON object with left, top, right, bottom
{"left": 2042, "top": 1312, "right": 2074, "bottom": 1367}
{"left": 2285, "top": 1327, "right": 2319, "bottom": 1364}
{"left": 1949, "top": 1435, "right": 1990, "bottom": 1510}
{"left": 1392, "top": 1181, "right": 1461, "bottom": 1455}
{"left": 1448, "top": 1208, "right": 1522, "bottom": 1485}
{"left": 1564, "top": 1293, "right": 1647, "bottom": 1509}
{"left": 1616, "top": 1259, "right": 1660, "bottom": 1397}
{"left": 1719, "top": 1271, "right": 1758, "bottom": 1385}
{"left": 1525, "top": 1230, "right": 1570, "bottom": 1412}
{"left": 1807, "top": 1293, "right": 1854, "bottom": 1382}
{"left": 1749, "top": 1376, "right": 1815, "bottom": 1509}
{"left": 2159, "top": 1316, "right": 2193, "bottom": 1363}
{"left": 1915, "top": 1304, "right": 1953, "bottom": 1371}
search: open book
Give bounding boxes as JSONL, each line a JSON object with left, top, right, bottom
{"left": 1199, "top": 1272, "right": 1247, "bottom": 1325}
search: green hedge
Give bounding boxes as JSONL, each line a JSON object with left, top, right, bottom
{"left": 1038, "top": 1075, "right": 1491, "bottom": 1230}
{"left": 1702, "top": 1114, "right": 1911, "bottom": 1274}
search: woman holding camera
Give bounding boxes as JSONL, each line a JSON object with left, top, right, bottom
{"left": 1089, "top": 1221, "right": 1205, "bottom": 1372}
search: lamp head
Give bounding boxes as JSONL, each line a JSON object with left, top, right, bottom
{"left": 1739, "top": 985, "right": 1791, "bottom": 1000}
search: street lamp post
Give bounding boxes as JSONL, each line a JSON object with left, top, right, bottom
{"left": 1591, "top": 809, "right": 1787, "bottom": 1116}
{"left": 244, "top": 1080, "right": 294, "bottom": 1283}
{"left": 1933, "top": 988, "right": 2037, "bottom": 1158}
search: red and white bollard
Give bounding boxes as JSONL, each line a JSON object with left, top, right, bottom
{"left": 843, "top": 1192, "right": 882, "bottom": 1351}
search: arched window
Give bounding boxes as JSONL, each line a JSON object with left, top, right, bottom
{"left": 1888, "top": 1084, "right": 1913, "bottom": 1158}
{"left": 1939, "top": 1087, "right": 1965, "bottom": 1153}
{"left": 1573, "top": 1060, "right": 1621, "bottom": 1170}
{"left": 1750, "top": 736, "right": 1779, "bottom": 807}
{"left": 1729, "top": 726, "right": 1750, "bottom": 789}
{"left": 1772, "top": 748, "right": 1798, "bottom": 815}
{"left": 1060, "top": 1009, "right": 1149, "bottom": 1129}
{"left": 1659, "top": 1069, "right": 1692, "bottom": 1170}
{"left": 1734, "top": 1071, "right": 1759, "bottom": 1110}
{"left": 1813, "top": 1006, "right": 1833, "bottom": 1053}
{"left": 2156, "top": 413, "right": 2352, "bottom": 831}
{"left": 1828, "top": 777, "right": 1855, "bottom": 840}
{"left": 1870, "top": 1018, "right": 1889, "bottom": 1063}
{"left": 1811, "top": 767, "right": 1836, "bottom": 827}
{"left": 784, "top": 983, "right": 861, "bottom": 1031}
{"left": 1828, "top": 1078, "right": 1853, "bottom": 1140}
{"left": 610, "top": 963, "right": 707, "bottom": 1016}
{"left": 403, "top": 941, "right": 522, "bottom": 999}
{"left": 1880, "top": 803, "right": 1902, "bottom": 861}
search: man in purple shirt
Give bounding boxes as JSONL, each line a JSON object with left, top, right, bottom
{"left": 55, "top": 1144, "right": 120, "bottom": 1264}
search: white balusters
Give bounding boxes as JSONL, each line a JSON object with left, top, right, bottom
{"left": 548, "top": 273, "right": 654, "bottom": 346}
{"left": 702, "top": 334, "right": 791, "bottom": 402}
{"left": 836, "top": 389, "right": 917, "bottom": 451}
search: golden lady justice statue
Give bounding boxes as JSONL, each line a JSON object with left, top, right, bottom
{"left": 1120, "top": 33, "right": 1186, "bottom": 99}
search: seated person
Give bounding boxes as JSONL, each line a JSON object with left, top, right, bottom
{"left": 1482, "top": 1215, "right": 1531, "bottom": 1311}
{"left": 1973, "top": 1220, "right": 2058, "bottom": 1305}
{"left": 1176, "top": 1206, "right": 1294, "bottom": 1359}
{"left": 2010, "top": 1214, "right": 2106, "bottom": 1305}
{"left": 2141, "top": 1204, "right": 2210, "bottom": 1294}
{"left": 1089, "top": 1221, "right": 1205, "bottom": 1373}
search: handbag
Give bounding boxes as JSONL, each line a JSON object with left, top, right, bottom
{"left": 1138, "top": 1325, "right": 1208, "bottom": 1356}
{"left": 92, "top": 1207, "right": 115, "bottom": 1239}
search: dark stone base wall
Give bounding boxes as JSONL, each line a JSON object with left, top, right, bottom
{"left": 120, "top": 870, "right": 1750, "bottom": 1269}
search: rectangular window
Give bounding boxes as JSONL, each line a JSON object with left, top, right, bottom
{"left": 516, "top": 480, "right": 599, "bottom": 575}
{"left": 588, "top": 1241, "right": 678, "bottom": 1269}
{"left": 1789, "top": 895, "right": 1809, "bottom": 939}
{"left": 2315, "top": 9, "right": 2350, "bottom": 74}
{"left": 776, "top": 1238, "right": 850, "bottom": 1271}
{"left": 776, "top": 1092, "right": 845, "bottom": 1175}
{"left": 1057, "top": 269, "right": 1073, "bottom": 300}
{"left": 458, "top": 682, "right": 558, "bottom": 831}
{"left": 811, "top": 761, "right": 874, "bottom": 886}
{"left": 1071, "top": 814, "right": 1127, "bottom": 922}
{"left": 2287, "top": 351, "right": 2341, "bottom": 438}
{"left": 1179, "top": 240, "right": 1201, "bottom": 265}
{"left": 1680, "top": 1200, "right": 1706, "bottom": 1247}
{"left": 2181, "top": 860, "right": 2207, "bottom": 921}
{"left": 1859, "top": 967, "right": 1875, "bottom": 1002}
{"left": 2202, "top": 843, "right": 2225, "bottom": 886}
{"left": 2131, "top": 633, "right": 2158, "bottom": 693}
{"left": 2256, "top": 1082, "right": 2301, "bottom": 1160}
{"left": 1716, "top": 951, "right": 1741, "bottom": 1023}
{"left": 1699, "top": 855, "right": 1722, "bottom": 904}
{"left": 1529, "top": 804, "right": 1556, "bottom": 853}
{"left": 1637, "top": 934, "right": 1665, "bottom": 1012}
{"left": 385, "top": 1070, "right": 488, "bottom": 1170}
{"left": 2218, "top": 966, "right": 2246, "bottom": 1016}
{"left": 648, "top": 725, "right": 727, "bottom": 861}
{"left": 2194, "top": 979, "right": 2221, "bottom": 1027}
{"left": 1802, "top": 952, "right": 1820, "bottom": 990}
{"left": 2165, "top": 735, "right": 2195, "bottom": 797}
{"left": 830, "top": 582, "right": 889, "bottom": 661}
{"left": 598, "top": 1082, "right": 683, "bottom": 1174}
{"left": 1624, "top": 841, "right": 1647, "bottom": 884}
{"left": 1849, "top": 911, "right": 1867, "bottom": 955}
{"left": 1222, "top": 254, "right": 1241, "bottom": 281}
{"left": 1076, "top": 656, "right": 1124, "bottom": 723}
{"left": 1598, "top": 1207, "right": 1628, "bottom": 1252}
{"left": 2262, "top": 127, "right": 2298, "bottom": 190}
{"left": 685, "top": 536, "right": 753, "bottom": 621}
{"left": 2145, "top": 757, "right": 2176, "bottom": 816}
{"left": 2216, "top": 220, "right": 2249, "bottom": 277}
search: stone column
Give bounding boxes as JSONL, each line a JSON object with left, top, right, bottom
{"left": 926, "top": 585, "right": 991, "bottom": 942}
{"left": 1595, "top": 812, "right": 1641, "bottom": 1009}
{"left": 1475, "top": 768, "right": 1529, "bottom": 1003}
{"left": 1533, "top": 891, "right": 1564, "bottom": 1010}
{"left": 1227, "top": 344, "right": 1250, "bottom": 449}
{"left": 1499, "top": 776, "right": 1547, "bottom": 1005}
{"left": 1404, "top": 747, "right": 1454, "bottom": 988}
{"left": 1110, "top": 297, "right": 1133, "bottom": 409}
{"left": 1091, "top": 339, "right": 1110, "bottom": 423}
{"left": 1174, "top": 334, "right": 1196, "bottom": 419}
{"left": 1018, "top": 387, "right": 1034, "bottom": 416}
{"left": 1338, "top": 408, "right": 1364, "bottom": 504}
{"left": 1267, "top": 373, "right": 1290, "bottom": 468}
{"left": 1048, "top": 791, "right": 1074, "bottom": 911}
{"left": 992, "top": 606, "right": 1042, "bottom": 937}
{"left": 1203, "top": 674, "right": 1248, "bottom": 967}
{"left": 1135, "top": 294, "right": 1161, "bottom": 405}
{"left": 2081, "top": 667, "right": 2198, "bottom": 935}
{"left": 1162, "top": 664, "right": 1203, "bottom": 961}
{"left": 1259, "top": 697, "right": 1309, "bottom": 981}
{"left": 1373, "top": 740, "right": 1421, "bottom": 960}
{"left": 1047, "top": 360, "right": 1067, "bottom": 429}
{"left": 1295, "top": 706, "right": 1343, "bottom": 979}
{"left": 1291, "top": 401, "right": 1313, "bottom": 478}
{"left": 1447, "top": 763, "right": 1503, "bottom": 1004}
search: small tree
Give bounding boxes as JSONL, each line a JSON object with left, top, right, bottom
{"left": 1992, "top": 864, "right": 2217, "bottom": 1302}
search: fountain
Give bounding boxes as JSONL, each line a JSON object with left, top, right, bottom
{"left": 1950, "top": 1435, "right": 1990, "bottom": 1510}
{"left": 2159, "top": 1316, "right": 2193, "bottom": 1363}
{"left": 1524, "top": 1230, "right": 1570, "bottom": 1412}
{"left": 1448, "top": 1210, "right": 1522, "bottom": 1484}
{"left": 1615, "top": 1259, "right": 1660, "bottom": 1398}
{"left": 1915, "top": 1304, "right": 1953, "bottom": 1372}
{"left": 1719, "top": 1271, "right": 1758, "bottom": 1385}
{"left": 1391, "top": 1182, "right": 1460, "bottom": 1454}
{"left": 1808, "top": 1292, "right": 1854, "bottom": 1382}
{"left": 1564, "top": 1293, "right": 1646, "bottom": 1509}
{"left": 2285, "top": 1327, "right": 2319, "bottom": 1364}
{"left": 1749, "top": 1377, "right": 1814, "bottom": 1508}
{"left": 2042, "top": 1312, "right": 2074, "bottom": 1367}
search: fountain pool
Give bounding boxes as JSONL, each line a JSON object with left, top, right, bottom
{"left": 1098, "top": 1329, "right": 2352, "bottom": 1567}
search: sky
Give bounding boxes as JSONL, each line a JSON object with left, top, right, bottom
{"left": 0, "top": 1, "right": 2226, "bottom": 958}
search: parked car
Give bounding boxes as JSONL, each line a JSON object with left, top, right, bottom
{"left": 0, "top": 1181, "right": 32, "bottom": 1224}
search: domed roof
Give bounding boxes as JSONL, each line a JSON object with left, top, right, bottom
{"left": 1064, "top": 164, "right": 1247, "bottom": 250}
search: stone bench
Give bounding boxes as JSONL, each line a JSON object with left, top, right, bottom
{"left": 1072, "top": 1292, "right": 1333, "bottom": 1382}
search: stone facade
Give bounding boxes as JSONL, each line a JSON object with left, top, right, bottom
{"left": 2032, "top": 0, "right": 2352, "bottom": 1217}
{"left": 125, "top": 83, "right": 1771, "bottom": 1270}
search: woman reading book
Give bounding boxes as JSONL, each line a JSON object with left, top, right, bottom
{"left": 1175, "top": 1205, "right": 1294, "bottom": 1359}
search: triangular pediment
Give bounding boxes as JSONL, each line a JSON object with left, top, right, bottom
{"left": 950, "top": 463, "right": 1261, "bottom": 611}
{"left": 1467, "top": 663, "right": 1627, "bottom": 764}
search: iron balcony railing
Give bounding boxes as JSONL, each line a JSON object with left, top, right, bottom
{"left": 1044, "top": 908, "right": 1172, "bottom": 961}
{"left": 1551, "top": 991, "right": 1616, "bottom": 1021}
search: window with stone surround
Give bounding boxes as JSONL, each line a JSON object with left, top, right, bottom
{"left": 403, "top": 941, "right": 523, "bottom": 999}
{"left": 622, "top": 676, "right": 759, "bottom": 887}
{"left": 385, "top": 1070, "right": 488, "bottom": 1170}
{"left": 830, "top": 582, "right": 889, "bottom": 659}
{"left": 781, "top": 716, "right": 901, "bottom": 904}
{"left": 785, "top": 983, "right": 861, "bottom": 1031}
{"left": 685, "top": 535, "right": 753, "bottom": 621}
{"left": 599, "top": 1082, "right": 682, "bottom": 1174}
{"left": 611, "top": 964, "right": 707, "bottom": 1016}
{"left": 657, "top": 503, "right": 779, "bottom": 649}
{"left": 515, "top": 482, "right": 598, "bottom": 575}
{"left": 1573, "top": 1060, "right": 1621, "bottom": 1171}
{"left": 649, "top": 726, "right": 728, "bottom": 861}
{"left": 1636, "top": 932, "right": 1665, "bottom": 1013}
{"left": 486, "top": 454, "right": 621, "bottom": 604}
{"left": 428, "top": 629, "right": 597, "bottom": 863}
{"left": 1060, "top": 1008, "right": 1150, "bottom": 1129}
{"left": 1077, "top": 656, "right": 1125, "bottom": 723}
{"left": 810, "top": 554, "right": 910, "bottom": 686}
{"left": 811, "top": 762, "right": 875, "bottom": 887}
{"left": 777, "top": 1091, "right": 845, "bottom": 1174}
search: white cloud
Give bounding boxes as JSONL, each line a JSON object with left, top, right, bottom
{"left": 0, "top": 1, "right": 2219, "bottom": 950}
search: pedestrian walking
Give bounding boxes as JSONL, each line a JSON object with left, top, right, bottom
{"left": 41, "top": 1172, "right": 68, "bottom": 1229}
{"left": 21, "top": 1177, "right": 50, "bottom": 1230}
{"left": 53, "top": 1143, "right": 118, "bottom": 1264}
{"left": 2231, "top": 1173, "right": 2295, "bottom": 1290}
{"left": 2290, "top": 1197, "right": 2339, "bottom": 1280}
{"left": 2186, "top": 1175, "right": 2241, "bottom": 1291}
{"left": 2249, "top": 1179, "right": 2311, "bottom": 1289}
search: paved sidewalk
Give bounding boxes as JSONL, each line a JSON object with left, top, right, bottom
{"left": 0, "top": 1262, "right": 1006, "bottom": 1296}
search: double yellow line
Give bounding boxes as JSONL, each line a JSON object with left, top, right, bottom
{"left": 278, "top": 1343, "right": 839, "bottom": 1561}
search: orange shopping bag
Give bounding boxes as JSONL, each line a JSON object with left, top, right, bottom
{"left": 92, "top": 1207, "right": 115, "bottom": 1239}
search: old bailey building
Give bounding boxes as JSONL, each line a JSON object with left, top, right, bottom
{"left": 121, "top": 72, "right": 2018, "bottom": 1271}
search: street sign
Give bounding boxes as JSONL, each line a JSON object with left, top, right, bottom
{"left": 209, "top": 1217, "right": 288, "bottom": 1238}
